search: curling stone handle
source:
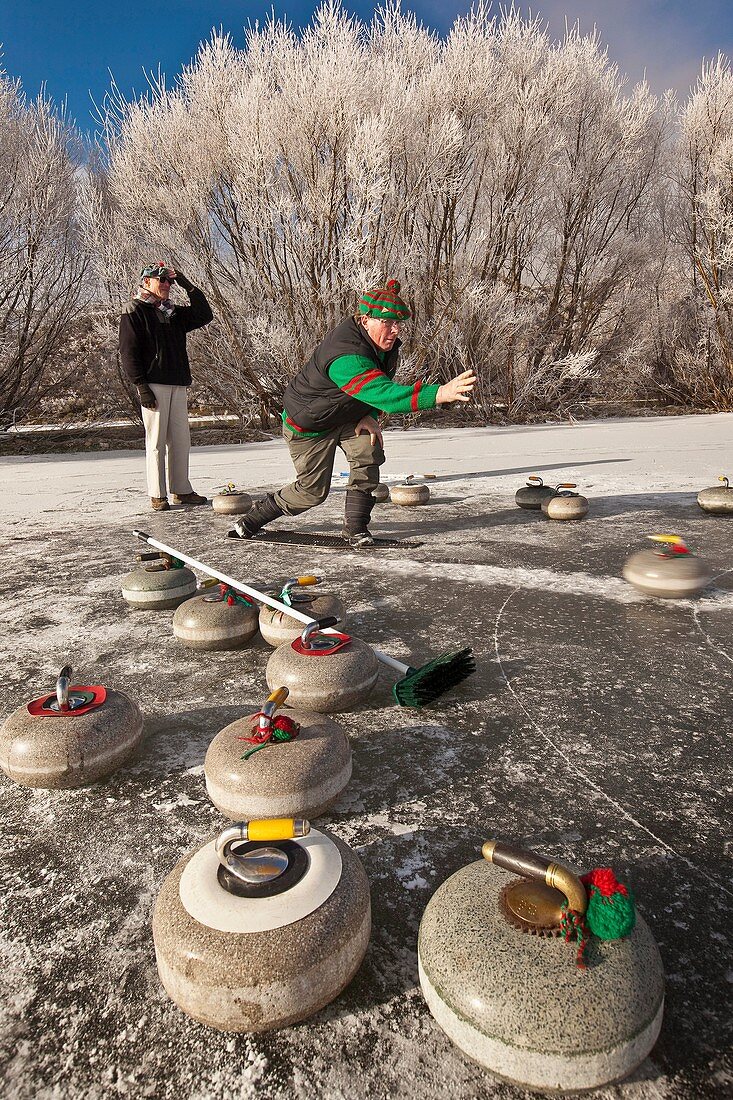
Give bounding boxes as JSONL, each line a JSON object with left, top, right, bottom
{"left": 299, "top": 617, "right": 339, "bottom": 649}
{"left": 136, "top": 551, "right": 161, "bottom": 561}
{"left": 527, "top": 475, "right": 543, "bottom": 486}
{"left": 261, "top": 687, "right": 289, "bottom": 723}
{"left": 215, "top": 819, "right": 310, "bottom": 861}
{"left": 56, "top": 666, "right": 72, "bottom": 711}
{"left": 297, "top": 575, "right": 322, "bottom": 586}
{"left": 199, "top": 577, "right": 219, "bottom": 589}
{"left": 719, "top": 476, "right": 730, "bottom": 488}
{"left": 482, "top": 840, "right": 587, "bottom": 914}
{"left": 556, "top": 482, "right": 577, "bottom": 490}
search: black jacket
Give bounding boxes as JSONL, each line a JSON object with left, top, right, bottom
{"left": 283, "top": 316, "right": 401, "bottom": 432}
{"left": 118, "top": 285, "right": 213, "bottom": 387}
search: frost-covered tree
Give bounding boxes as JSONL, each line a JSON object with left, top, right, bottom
{"left": 0, "top": 71, "right": 88, "bottom": 423}
{"left": 84, "top": 2, "right": 670, "bottom": 421}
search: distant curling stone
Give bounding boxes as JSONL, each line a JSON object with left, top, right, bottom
{"left": 391, "top": 474, "right": 431, "bottom": 507}
{"left": 173, "top": 583, "right": 259, "bottom": 650}
{"left": 697, "top": 475, "right": 733, "bottom": 515}
{"left": 121, "top": 551, "right": 197, "bottom": 610}
{"left": 418, "top": 839, "right": 664, "bottom": 1092}
{"left": 212, "top": 484, "right": 253, "bottom": 515}
{"left": 541, "top": 482, "right": 589, "bottom": 521}
{"left": 623, "top": 534, "right": 712, "bottom": 599}
{"left": 372, "top": 482, "right": 390, "bottom": 503}
{"left": 0, "top": 665, "right": 143, "bottom": 789}
{"left": 205, "top": 687, "right": 352, "bottom": 819}
{"left": 515, "top": 475, "right": 556, "bottom": 510}
{"left": 152, "top": 817, "right": 371, "bottom": 1032}
{"left": 266, "top": 619, "right": 379, "bottom": 713}
{"left": 259, "top": 577, "right": 347, "bottom": 648}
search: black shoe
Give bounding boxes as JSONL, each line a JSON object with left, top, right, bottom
{"left": 341, "top": 528, "right": 375, "bottom": 548}
{"left": 344, "top": 488, "right": 375, "bottom": 535}
{"left": 227, "top": 494, "right": 283, "bottom": 539}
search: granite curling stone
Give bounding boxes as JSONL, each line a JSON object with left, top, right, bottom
{"left": 541, "top": 482, "right": 589, "bottom": 521}
{"left": 121, "top": 551, "right": 197, "bottom": 610}
{"left": 152, "top": 817, "right": 371, "bottom": 1032}
{"left": 205, "top": 687, "right": 352, "bottom": 819}
{"left": 390, "top": 475, "right": 430, "bottom": 507}
{"left": 418, "top": 839, "right": 664, "bottom": 1093}
{"left": 0, "top": 665, "right": 144, "bottom": 789}
{"left": 266, "top": 618, "right": 379, "bottom": 713}
{"left": 697, "top": 475, "right": 733, "bottom": 515}
{"left": 623, "top": 534, "right": 712, "bottom": 599}
{"left": 515, "top": 475, "right": 557, "bottom": 510}
{"left": 372, "top": 482, "right": 390, "bottom": 503}
{"left": 259, "top": 577, "right": 347, "bottom": 648}
{"left": 173, "top": 584, "right": 259, "bottom": 650}
{"left": 212, "top": 483, "right": 253, "bottom": 515}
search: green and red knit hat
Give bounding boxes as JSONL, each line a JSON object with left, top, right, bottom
{"left": 358, "top": 278, "right": 411, "bottom": 320}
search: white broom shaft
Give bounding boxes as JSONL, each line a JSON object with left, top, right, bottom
{"left": 132, "top": 530, "right": 409, "bottom": 674}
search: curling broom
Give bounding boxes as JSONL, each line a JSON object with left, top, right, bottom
{"left": 133, "top": 530, "right": 474, "bottom": 706}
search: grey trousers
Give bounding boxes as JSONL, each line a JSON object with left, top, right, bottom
{"left": 140, "top": 383, "right": 194, "bottom": 499}
{"left": 275, "top": 422, "right": 385, "bottom": 516}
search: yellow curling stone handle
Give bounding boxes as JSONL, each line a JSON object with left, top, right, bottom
{"left": 297, "top": 575, "right": 320, "bottom": 586}
{"left": 266, "top": 687, "right": 289, "bottom": 709}
{"left": 247, "top": 818, "right": 309, "bottom": 842}
{"left": 647, "top": 533, "right": 686, "bottom": 546}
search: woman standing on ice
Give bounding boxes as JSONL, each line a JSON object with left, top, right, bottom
{"left": 228, "top": 278, "right": 476, "bottom": 547}
{"left": 119, "top": 261, "right": 213, "bottom": 512}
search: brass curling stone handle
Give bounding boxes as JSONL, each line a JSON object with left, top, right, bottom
{"left": 482, "top": 840, "right": 587, "bottom": 914}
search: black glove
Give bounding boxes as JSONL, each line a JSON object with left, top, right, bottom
{"left": 174, "top": 271, "right": 193, "bottom": 291}
{"left": 138, "top": 384, "right": 157, "bottom": 409}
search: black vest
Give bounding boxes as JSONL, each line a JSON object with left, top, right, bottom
{"left": 283, "top": 317, "right": 400, "bottom": 432}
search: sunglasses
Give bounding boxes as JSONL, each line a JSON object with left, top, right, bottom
{"left": 156, "top": 275, "right": 174, "bottom": 285}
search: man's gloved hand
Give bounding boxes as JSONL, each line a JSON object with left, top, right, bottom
{"left": 173, "top": 271, "right": 193, "bottom": 291}
{"left": 138, "top": 384, "right": 157, "bottom": 409}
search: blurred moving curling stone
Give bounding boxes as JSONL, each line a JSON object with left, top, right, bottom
{"left": 515, "top": 475, "right": 557, "bottom": 511}
{"left": 697, "top": 475, "right": 733, "bottom": 515}
{"left": 266, "top": 618, "right": 379, "bottom": 713}
{"left": 212, "top": 482, "right": 253, "bottom": 516}
{"left": 259, "top": 575, "right": 347, "bottom": 648}
{"left": 205, "top": 687, "right": 351, "bottom": 820}
{"left": 152, "top": 816, "right": 370, "bottom": 1032}
{"left": 121, "top": 548, "right": 197, "bottom": 610}
{"left": 173, "top": 581, "right": 259, "bottom": 650}
{"left": 0, "top": 665, "right": 143, "bottom": 788}
{"left": 418, "top": 838, "right": 664, "bottom": 1092}
{"left": 390, "top": 473, "right": 433, "bottom": 507}
{"left": 623, "top": 534, "right": 712, "bottom": 598}
{"left": 541, "top": 482, "right": 589, "bottom": 521}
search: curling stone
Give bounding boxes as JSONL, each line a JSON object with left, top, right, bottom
{"left": 212, "top": 483, "right": 253, "bottom": 515}
{"left": 372, "top": 482, "right": 390, "bottom": 503}
{"left": 697, "top": 475, "right": 733, "bottom": 515}
{"left": 259, "top": 577, "right": 348, "bottom": 648}
{"left": 152, "top": 817, "right": 371, "bottom": 1032}
{"left": 541, "top": 482, "right": 589, "bottom": 520}
{"left": 515, "top": 475, "right": 557, "bottom": 510}
{"left": 266, "top": 618, "right": 379, "bottom": 713}
{"left": 623, "top": 534, "right": 712, "bottom": 598}
{"left": 0, "top": 665, "right": 144, "bottom": 789}
{"left": 390, "top": 475, "right": 431, "bottom": 506}
{"left": 173, "top": 583, "right": 259, "bottom": 650}
{"left": 418, "top": 839, "right": 664, "bottom": 1092}
{"left": 121, "top": 551, "right": 197, "bottom": 610}
{"left": 205, "top": 687, "right": 352, "bottom": 819}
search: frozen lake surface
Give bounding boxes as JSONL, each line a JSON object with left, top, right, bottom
{"left": 0, "top": 414, "right": 731, "bottom": 1099}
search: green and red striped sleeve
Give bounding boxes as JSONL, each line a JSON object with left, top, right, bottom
{"left": 327, "top": 355, "right": 439, "bottom": 414}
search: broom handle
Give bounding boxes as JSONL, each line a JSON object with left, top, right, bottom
{"left": 132, "top": 531, "right": 410, "bottom": 675}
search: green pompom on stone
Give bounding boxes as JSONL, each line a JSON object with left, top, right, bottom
{"left": 586, "top": 888, "right": 636, "bottom": 940}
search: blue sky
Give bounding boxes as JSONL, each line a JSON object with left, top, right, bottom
{"left": 2, "top": 2, "right": 732, "bottom": 132}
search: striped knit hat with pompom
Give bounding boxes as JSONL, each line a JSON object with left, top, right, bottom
{"left": 358, "top": 278, "right": 411, "bottom": 320}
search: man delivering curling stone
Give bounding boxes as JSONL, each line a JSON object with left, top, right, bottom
{"left": 228, "top": 278, "right": 476, "bottom": 547}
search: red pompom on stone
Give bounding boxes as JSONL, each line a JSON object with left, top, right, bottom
{"left": 582, "top": 867, "right": 628, "bottom": 897}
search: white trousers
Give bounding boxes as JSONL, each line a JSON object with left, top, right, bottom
{"left": 141, "top": 384, "right": 194, "bottom": 499}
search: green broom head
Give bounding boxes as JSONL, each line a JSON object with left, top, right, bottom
{"left": 392, "top": 647, "right": 475, "bottom": 707}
